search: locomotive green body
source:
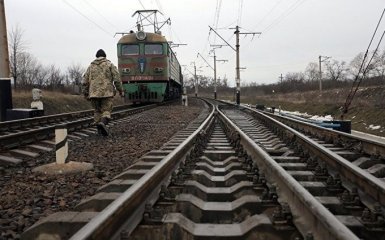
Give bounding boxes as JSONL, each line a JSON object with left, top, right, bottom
{"left": 117, "top": 31, "right": 182, "bottom": 103}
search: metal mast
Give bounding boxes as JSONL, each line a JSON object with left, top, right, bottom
{"left": 0, "top": 0, "right": 12, "bottom": 121}
{"left": 132, "top": 10, "right": 170, "bottom": 33}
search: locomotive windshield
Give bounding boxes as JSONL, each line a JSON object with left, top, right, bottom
{"left": 122, "top": 45, "right": 139, "bottom": 55}
{"left": 145, "top": 44, "right": 163, "bottom": 55}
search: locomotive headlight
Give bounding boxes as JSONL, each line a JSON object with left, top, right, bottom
{"left": 136, "top": 31, "right": 146, "bottom": 41}
{"left": 154, "top": 67, "right": 163, "bottom": 73}
{"left": 122, "top": 68, "right": 131, "bottom": 74}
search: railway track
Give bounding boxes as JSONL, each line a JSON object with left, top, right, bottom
{"left": 21, "top": 100, "right": 385, "bottom": 239}
{"left": 0, "top": 103, "right": 158, "bottom": 166}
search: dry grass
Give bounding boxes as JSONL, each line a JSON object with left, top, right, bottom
{"left": 12, "top": 90, "right": 125, "bottom": 115}
{"left": 240, "top": 86, "right": 385, "bottom": 137}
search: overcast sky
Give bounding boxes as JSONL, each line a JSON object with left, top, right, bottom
{"left": 5, "top": 0, "right": 385, "bottom": 86}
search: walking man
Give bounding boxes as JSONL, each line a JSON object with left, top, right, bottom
{"left": 82, "top": 49, "right": 124, "bottom": 136}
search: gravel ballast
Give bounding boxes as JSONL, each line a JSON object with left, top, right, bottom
{"left": 0, "top": 99, "right": 205, "bottom": 239}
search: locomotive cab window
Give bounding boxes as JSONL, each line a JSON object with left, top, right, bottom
{"left": 122, "top": 45, "right": 139, "bottom": 55}
{"left": 145, "top": 44, "right": 163, "bottom": 55}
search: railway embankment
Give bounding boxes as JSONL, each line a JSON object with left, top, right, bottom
{"left": 249, "top": 86, "right": 385, "bottom": 137}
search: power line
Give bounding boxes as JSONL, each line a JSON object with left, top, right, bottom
{"left": 61, "top": 0, "right": 112, "bottom": 36}
{"left": 237, "top": 0, "right": 244, "bottom": 26}
{"left": 213, "top": 0, "right": 222, "bottom": 29}
{"left": 263, "top": 0, "right": 307, "bottom": 34}
{"left": 81, "top": 0, "right": 118, "bottom": 30}
{"left": 155, "top": 0, "right": 163, "bottom": 13}
{"left": 251, "top": 0, "right": 284, "bottom": 31}
{"left": 137, "top": 0, "right": 146, "bottom": 9}
{"left": 197, "top": 53, "right": 214, "bottom": 70}
{"left": 341, "top": 7, "right": 385, "bottom": 119}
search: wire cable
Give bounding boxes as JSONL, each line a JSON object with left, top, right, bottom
{"left": 237, "top": 0, "right": 244, "bottom": 26}
{"left": 62, "top": 0, "right": 112, "bottom": 36}
{"left": 263, "top": 0, "right": 307, "bottom": 34}
{"left": 341, "top": 7, "right": 385, "bottom": 118}
{"left": 81, "top": 0, "right": 119, "bottom": 30}
{"left": 155, "top": 0, "right": 164, "bottom": 13}
{"left": 250, "top": 0, "right": 283, "bottom": 31}
{"left": 137, "top": 0, "right": 146, "bottom": 9}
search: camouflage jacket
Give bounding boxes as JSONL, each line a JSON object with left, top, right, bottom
{"left": 82, "top": 57, "right": 123, "bottom": 98}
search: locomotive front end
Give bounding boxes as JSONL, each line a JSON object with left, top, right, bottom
{"left": 117, "top": 31, "right": 170, "bottom": 103}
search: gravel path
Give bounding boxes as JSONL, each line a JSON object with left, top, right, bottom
{"left": 0, "top": 99, "right": 205, "bottom": 239}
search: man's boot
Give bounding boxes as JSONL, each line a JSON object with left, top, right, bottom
{"left": 97, "top": 117, "right": 109, "bottom": 136}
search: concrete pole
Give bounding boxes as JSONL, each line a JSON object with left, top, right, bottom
{"left": 235, "top": 26, "right": 240, "bottom": 105}
{"left": 319, "top": 55, "right": 322, "bottom": 95}
{"left": 55, "top": 124, "right": 69, "bottom": 164}
{"left": 194, "top": 63, "right": 198, "bottom": 97}
{"left": 0, "top": 0, "right": 12, "bottom": 121}
{"left": 214, "top": 53, "right": 217, "bottom": 99}
{"left": 0, "top": 0, "right": 9, "bottom": 77}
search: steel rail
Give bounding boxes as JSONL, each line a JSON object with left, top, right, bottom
{"left": 246, "top": 108, "right": 385, "bottom": 206}
{"left": 264, "top": 110, "right": 385, "bottom": 159}
{"left": 0, "top": 104, "right": 157, "bottom": 151}
{"left": 217, "top": 105, "right": 359, "bottom": 240}
{"left": 69, "top": 102, "right": 215, "bottom": 240}
{"left": 0, "top": 104, "right": 132, "bottom": 134}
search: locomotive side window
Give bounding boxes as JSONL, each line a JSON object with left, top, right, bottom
{"left": 145, "top": 44, "right": 163, "bottom": 55}
{"left": 122, "top": 45, "right": 139, "bottom": 55}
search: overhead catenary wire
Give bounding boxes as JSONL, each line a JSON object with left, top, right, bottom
{"left": 212, "top": 0, "right": 223, "bottom": 44}
{"left": 155, "top": 0, "right": 164, "bottom": 13}
{"left": 263, "top": 0, "right": 307, "bottom": 34}
{"left": 81, "top": 0, "right": 119, "bottom": 31}
{"left": 61, "top": 0, "right": 113, "bottom": 36}
{"left": 341, "top": 7, "right": 385, "bottom": 118}
{"left": 237, "top": 0, "right": 244, "bottom": 26}
{"left": 250, "top": 0, "right": 284, "bottom": 31}
{"left": 137, "top": 0, "right": 146, "bottom": 9}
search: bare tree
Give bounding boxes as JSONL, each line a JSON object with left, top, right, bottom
{"left": 373, "top": 49, "right": 385, "bottom": 80}
{"left": 8, "top": 25, "right": 27, "bottom": 89}
{"left": 325, "top": 60, "right": 346, "bottom": 81}
{"left": 17, "top": 52, "right": 36, "bottom": 88}
{"left": 348, "top": 52, "right": 376, "bottom": 80}
{"left": 285, "top": 72, "right": 305, "bottom": 83}
{"left": 221, "top": 75, "right": 228, "bottom": 87}
{"left": 304, "top": 62, "right": 319, "bottom": 82}
{"left": 66, "top": 63, "right": 85, "bottom": 85}
{"left": 46, "top": 64, "right": 64, "bottom": 89}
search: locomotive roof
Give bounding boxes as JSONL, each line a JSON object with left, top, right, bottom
{"left": 118, "top": 32, "right": 168, "bottom": 44}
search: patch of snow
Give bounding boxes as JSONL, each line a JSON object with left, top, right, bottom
{"left": 368, "top": 124, "right": 381, "bottom": 130}
{"left": 309, "top": 115, "right": 334, "bottom": 121}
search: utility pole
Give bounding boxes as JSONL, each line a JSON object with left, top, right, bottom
{"left": 0, "top": 0, "right": 12, "bottom": 121}
{"left": 199, "top": 50, "right": 227, "bottom": 99}
{"left": 318, "top": 55, "right": 331, "bottom": 95}
{"left": 232, "top": 26, "right": 261, "bottom": 105}
{"left": 211, "top": 50, "right": 227, "bottom": 100}
{"left": 279, "top": 74, "right": 283, "bottom": 84}
{"left": 193, "top": 62, "right": 198, "bottom": 97}
{"left": 210, "top": 25, "right": 260, "bottom": 105}
{"left": 234, "top": 26, "right": 241, "bottom": 105}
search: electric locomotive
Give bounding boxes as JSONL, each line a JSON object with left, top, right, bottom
{"left": 117, "top": 29, "right": 182, "bottom": 104}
